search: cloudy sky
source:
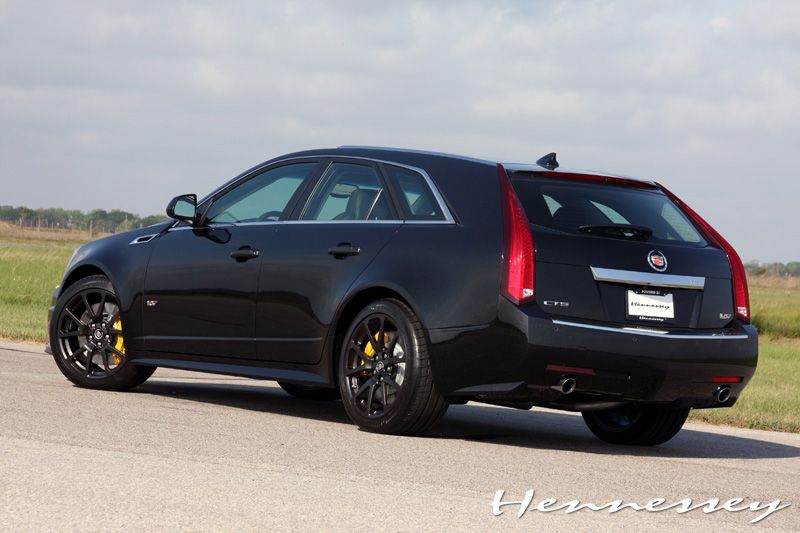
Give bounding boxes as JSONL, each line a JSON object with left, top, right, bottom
{"left": 1, "top": 1, "right": 797, "bottom": 261}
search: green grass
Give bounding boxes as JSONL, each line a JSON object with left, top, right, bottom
{"left": 0, "top": 244, "right": 75, "bottom": 341}
{"left": 1, "top": 234, "right": 799, "bottom": 432}
{"left": 690, "top": 338, "right": 800, "bottom": 432}
{"left": 750, "top": 285, "right": 800, "bottom": 338}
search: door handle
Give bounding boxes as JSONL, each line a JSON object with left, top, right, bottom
{"left": 328, "top": 243, "right": 361, "bottom": 259}
{"left": 230, "top": 246, "right": 260, "bottom": 262}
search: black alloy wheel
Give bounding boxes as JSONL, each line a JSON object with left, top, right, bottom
{"left": 50, "top": 275, "right": 155, "bottom": 390}
{"left": 343, "top": 313, "right": 406, "bottom": 419}
{"left": 590, "top": 404, "right": 645, "bottom": 432}
{"left": 338, "top": 299, "right": 448, "bottom": 435}
{"left": 56, "top": 286, "right": 124, "bottom": 378}
{"left": 582, "top": 404, "right": 690, "bottom": 446}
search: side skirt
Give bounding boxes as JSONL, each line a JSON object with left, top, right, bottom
{"left": 131, "top": 356, "right": 331, "bottom": 386}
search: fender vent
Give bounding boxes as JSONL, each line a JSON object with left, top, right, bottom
{"left": 129, "top": 234, "right": 158, "bottom": 245}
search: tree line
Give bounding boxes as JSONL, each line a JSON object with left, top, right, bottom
{"left": 0, "top": 205, "right": 165, "bottom": 234}
{"left": 745, "top": 260, "right": 800, "bottom": 278}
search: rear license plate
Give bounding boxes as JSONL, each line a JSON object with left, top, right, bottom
{"left": 626, "top": 290, "right": 674, "bottom": 321}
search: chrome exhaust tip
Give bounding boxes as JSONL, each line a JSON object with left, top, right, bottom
{"left": 551, "top": 377, "right": 577, "bottom": 395}
{"left": 714, "top": 386, "right": 732, "bottom": 403}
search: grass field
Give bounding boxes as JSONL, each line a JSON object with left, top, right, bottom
{"left": 690, "top": 338, "right": 800, "bottom": 433}
{"left": 749, "top": 276, "right": 800, "bottom": 338}
{"left": 1, "top": 224, "right": 798, "bottom": 432}
{"left": 0, "top": 239, "right": 76, "bottom": 341}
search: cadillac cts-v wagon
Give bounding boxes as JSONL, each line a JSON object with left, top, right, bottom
{"left": 48, "top": 146, "right": 758, "bottom": 445}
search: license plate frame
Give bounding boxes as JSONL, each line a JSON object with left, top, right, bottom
{"left": 626, "top": 289, "right": 675, "bottom": 322}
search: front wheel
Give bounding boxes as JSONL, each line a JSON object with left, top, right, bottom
{"left": 582, "top": 404, "right": 690, "bottom": 446}
{"left": 338, "top": 299, "right": 448, "bottom": 435}
{"left": 49, "top": 275, "right": 155, "bottom": 391}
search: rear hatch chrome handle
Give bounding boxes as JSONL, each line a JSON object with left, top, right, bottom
{"left": 590, "top": 267, "right": 705, "bottom": 290}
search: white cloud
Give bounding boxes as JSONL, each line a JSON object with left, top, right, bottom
{"left": 193, "top": 60, "right": 230, "bottom": 93}
{"left": 0, "top": 0, "right": 798, "bottom": 260}
{"left": 474, "top": 89, "right": 590, "bottom": 118}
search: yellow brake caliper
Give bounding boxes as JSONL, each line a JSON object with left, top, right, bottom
{"left": 112, "top": 320, "right": 125, "bottom": 364}
{"left": 362, "top": 332, "right": 390, "bottom": 364}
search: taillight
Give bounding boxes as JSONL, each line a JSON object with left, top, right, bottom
{"left": 658, "top": 184, "right": 750, "bottom": 322}
{"left": 498, "top": 164, "right": 535, "bottom": 303}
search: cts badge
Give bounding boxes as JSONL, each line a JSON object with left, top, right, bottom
{"left": 647, "top": 250, "right": 668, "bottom": 272}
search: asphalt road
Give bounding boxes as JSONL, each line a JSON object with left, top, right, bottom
{"left": 1, "top": 340, "right": 798, "bottom": 532}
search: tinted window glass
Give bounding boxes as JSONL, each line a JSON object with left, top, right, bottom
{"left": 511, "top": 174, "right": 705, "bottom": 246}
{"left": 302, "top": 163, "right": 395, "bottom": 221}
{"left": 543, "top": 194, "right": 561, "bottom": 216}
{"left": 385, "top": 165, "right": 445, "bottom": 221}
{"left": 205, "top": 163, "right": 315, "bottom": 224}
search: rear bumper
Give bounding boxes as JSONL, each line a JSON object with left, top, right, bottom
{"left": 430, "top": 298, "right": 758, "bottom": 409}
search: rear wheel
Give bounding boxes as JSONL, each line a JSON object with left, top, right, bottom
{"left": 582, "top": 404, "right": 690, "bottom": 446}
{"left": 278, "top": 382, "right": 340, "bottom": 401}
{"left": 49, "top": 275, "right": 155, "bottom": 391}
{"left": 338, "top": 299, "right": 447, "bottom": 435}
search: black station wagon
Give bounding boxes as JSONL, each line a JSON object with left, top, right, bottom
{"left": 48, "top": 146, "right": 757, "bottom": 445}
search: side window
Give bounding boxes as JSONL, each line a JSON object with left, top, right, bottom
{"left": 590, "top": 200, "right": 629, "bottom": 224}
{"left": 205, "top": 163, "right": 316, "bottom": 224}
{"left": 384, "top": 165, "right": 445, "bottom": 221}
{"left": 301, "top": 163, "right": 394, "bottom": 221}
{"left": 661, "top": 203, "right": 702, "bottom": 242}
{"left": 543, "top": 194, "right": 561, "bottom": 216}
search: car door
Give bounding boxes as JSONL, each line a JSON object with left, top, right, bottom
{"left": 255, "top": 159, "right": 402, "bottom": 364}
{"left": 142, "top": 160, "right": 321, "bottom": 358}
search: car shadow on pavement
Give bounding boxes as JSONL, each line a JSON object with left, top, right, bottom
{"left": 135, "top": 379, "right": 800, "bottom": 460}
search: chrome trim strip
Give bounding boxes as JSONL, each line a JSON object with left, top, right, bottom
{"left": 129, "top": 233, "right": 159, "bottom": 244}
{"left": 402, "top": 220, "right": 455, "bottom": 225}
{"left": 229, "top": 220, "right": 449, "bottom": 226}
{"left": 166, "top": 220, "right": 406, "bottom": 231}
{"left": 591, "top": 267, "right": 705, "bottom": 290}
{"left": 266, "top": 220, "right": 402, "bottom": 225}
{"left": 552, "top": 319, "right": 748, "bottom": 340}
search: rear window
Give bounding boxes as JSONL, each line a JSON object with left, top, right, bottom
{"left": 510, "top": 174, "right": 706, "bottom": 246}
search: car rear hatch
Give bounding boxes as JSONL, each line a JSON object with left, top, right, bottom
{"left": 506, "top": 169, "right": 737, "bottom": 330}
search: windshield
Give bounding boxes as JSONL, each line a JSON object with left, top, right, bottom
{"left": 510, "top": 174, "right": 706, "bottom": 246}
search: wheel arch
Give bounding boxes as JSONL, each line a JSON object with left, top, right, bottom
{"left": 59, "top": 261, "right": 129, "bottom": 321}
{"left": 61, "top": 263, "right": 111, "bottom": 293}
{"left": 327, "top": 283, "right": 426, "bottom": 383}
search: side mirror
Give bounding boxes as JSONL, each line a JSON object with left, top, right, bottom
{"left": 166, "top": 194, "right": 197, "bottom": 224}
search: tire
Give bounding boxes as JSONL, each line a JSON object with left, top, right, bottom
{"left": 49, "top": 275, "right": 156, "bottom": 391}
{"left": 278, "top": 382, "right": 340, "bottom": 401}
{"left": 338, "top": 299, "right": 448, "bottom": 435}
{"left": 582, "top": 404, "right": 690, "bottom": 446}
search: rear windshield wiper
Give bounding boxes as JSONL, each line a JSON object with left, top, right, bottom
{"left": 578, "top": 224, "right": 653, "bottom": 241}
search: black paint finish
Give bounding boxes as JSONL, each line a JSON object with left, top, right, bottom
{"left": 49, "top": 146, "right": 758, "bottom": 412}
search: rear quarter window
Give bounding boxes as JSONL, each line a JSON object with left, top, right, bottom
{"left": 510, "top": 174, "right": 706, "bottom": 246}
{"left": 384, "top": 164, "right": 446, "bottom": 221}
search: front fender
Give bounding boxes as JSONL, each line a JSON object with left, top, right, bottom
{"left": 55, "top": 224, "right": 168, "bottom": 351}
